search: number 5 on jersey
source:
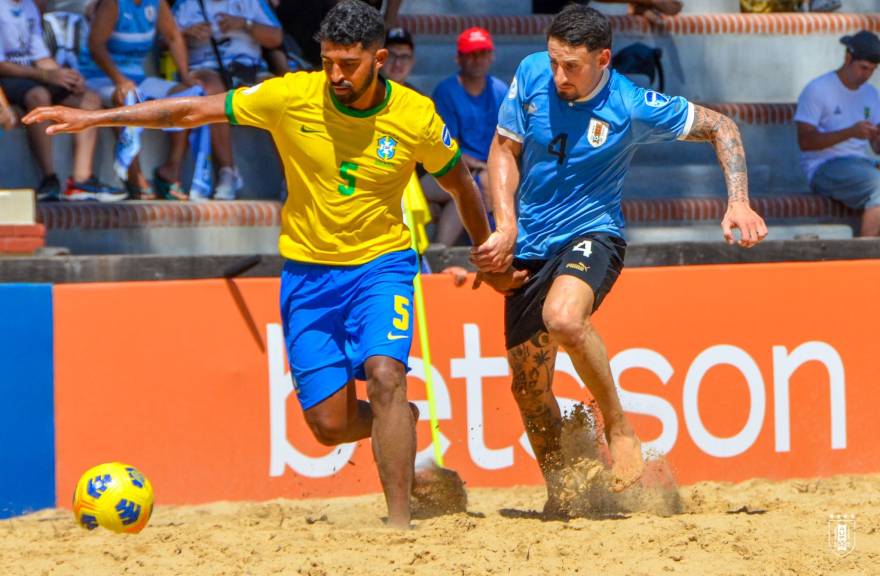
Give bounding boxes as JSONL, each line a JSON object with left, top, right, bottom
{"left": 338, "top": 161, "right": 358, "bottom": 196}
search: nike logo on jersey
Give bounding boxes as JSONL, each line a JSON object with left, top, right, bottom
{"left": 300, "top": 125, "right": 322, "bottom": 133}
{"left": 387, "top": 332, "right": 408, "bottom": 341}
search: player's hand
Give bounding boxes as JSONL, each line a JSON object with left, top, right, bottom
{"left": 112, "top": 78, "right": 138, "bottom": 107}
{"left": 217, "top": 13, "right": 246, "bottom": 33}
{"left": 22, "top": 106, "right": 93, "bottom": 135}
{"left": 473, "top": 268, "right": 530, "bottom": 295}
{"left": 848, "top": 121, "right": 879, "bottom": 141}
{"left": 471, "top": 229, "right": 516, "bottom": 273}
{"left": 184, "top": 23, "right": 213, "bottom": 42}
{"left": 721, "top": 201, "right": 768, "bottom": 248}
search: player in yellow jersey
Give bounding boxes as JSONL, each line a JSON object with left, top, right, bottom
{"left": 24, "top": 0, "right": 518, "bottom": 528}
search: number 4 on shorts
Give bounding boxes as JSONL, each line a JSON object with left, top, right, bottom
{"left": 573, "top": 240, "right": 592, "bottom": 257}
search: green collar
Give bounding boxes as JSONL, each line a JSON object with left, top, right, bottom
{"left": 329, "top": 78, "right": 392, "bottom": 118}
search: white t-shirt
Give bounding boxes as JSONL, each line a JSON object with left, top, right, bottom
{"left": 795, "top": 71, "right": 880, "bottom": 182}
{"left": 0, "top": 0, "right": 50, "bottom": 66}
{"left": 172, "top": 0, "right": 280, "bottom": 70}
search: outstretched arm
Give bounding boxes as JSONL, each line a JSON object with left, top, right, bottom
{"left": 683, "top": 105, "right": 768, "bottom": 247}
{"left": 22, "top": 93, "right": 229, "bottom": 134}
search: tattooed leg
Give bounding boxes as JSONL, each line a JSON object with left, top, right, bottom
{"left": 543, "top": 275, "right": 644, "bottom": 492}
{"left": 508, "top": 331, "right": 563, "bottom": 478}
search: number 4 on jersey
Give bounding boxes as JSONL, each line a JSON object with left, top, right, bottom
{"left": 572, "top": 240, "right": 592, "bottom": 257}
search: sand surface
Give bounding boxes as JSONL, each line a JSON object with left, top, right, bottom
{"left": 2, "top": 473, "right": 878, "bottom": 576}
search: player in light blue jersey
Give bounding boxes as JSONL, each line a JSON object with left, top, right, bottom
{"left": 472, "top": 5, "right": 767, "bottom": 505}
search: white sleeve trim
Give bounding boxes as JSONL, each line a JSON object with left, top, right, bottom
{"left": 677, "top": 101, "right": 695, "bottom": 141}
{"left": 497, "top": 125, "right": 524, "bottom": 143}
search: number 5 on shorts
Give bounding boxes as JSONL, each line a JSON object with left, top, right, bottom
{"left": 392, "top": 295, "right": 410, "bottom": 331}
{"left": 573, "top": 240, "right": 592, "bottom": 257}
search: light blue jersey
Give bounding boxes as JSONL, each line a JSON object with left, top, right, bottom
{"left": 497, "top": 52, "right": 694, "bottom": 260}
{"left": 79, "top": 0, "right": 160, "bottom": 83}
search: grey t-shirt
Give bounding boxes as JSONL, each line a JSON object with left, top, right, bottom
{"left": 795, "top": 71, "right": 880, "bottom": 182}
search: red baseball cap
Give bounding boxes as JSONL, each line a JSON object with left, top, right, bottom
{"left": 457, "top": 27, "right": 494, "bottom": 54}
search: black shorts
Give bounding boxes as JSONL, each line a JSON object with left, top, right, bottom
{"left": 504, "top": 233, "right": 626, "bottom": 350}
{"left": 0, "top": 77, "right": 71, "bottom": 108}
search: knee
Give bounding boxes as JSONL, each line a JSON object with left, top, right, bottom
{"left": 542, "top": 304, "right": 590, "bottom": 348}
{"left": 304, "top": 411, "right": 349, "bottom": 446}
{"left": 198, "top": 71, "right": 225, "bottom": 95}
{"left": 366, "top": 362, "right": 406, "bottom": 408}
{"left": 79, "top": 90, "right": 101, "bottom": 111}
{"left": 24, "top": 87, "right": 51, "bottom": 110}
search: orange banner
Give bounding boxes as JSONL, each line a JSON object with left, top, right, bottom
{"left": 53, "top": 261, "right": 880, "bottom": 506}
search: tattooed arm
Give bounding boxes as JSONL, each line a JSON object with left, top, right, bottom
{"left": 22, "top": 93, "right": 228, "bottom": 134}
{"left": 683, "top": 105, "right": 768, "bottom": 248}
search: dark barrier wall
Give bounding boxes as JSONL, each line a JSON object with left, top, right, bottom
{"left": 0, "top": 285, "right": 55, "bottom": 518}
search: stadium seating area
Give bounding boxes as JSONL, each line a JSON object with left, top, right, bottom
{"left": 1, "top": 1, "right": 879, "bottom": 254}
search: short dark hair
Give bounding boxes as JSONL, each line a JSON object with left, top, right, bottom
{"left": 317, "top": 0, "right": 385, "bottom": 49}
{"left": 546, "top": 4, "right": 612, "bottom": 52}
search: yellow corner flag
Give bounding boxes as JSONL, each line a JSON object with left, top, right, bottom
{"left": 402, "top": 174, "right": 444, "bottom": 466}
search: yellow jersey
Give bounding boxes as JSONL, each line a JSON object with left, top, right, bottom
{"left": 226, "top": 72, "right": 461, "bottom": 265}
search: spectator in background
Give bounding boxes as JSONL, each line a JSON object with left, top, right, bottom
{"left": 796, "top": 31, "right": 880, "bottom": 237}
{"left": 383, "top": 26, "right": 415, "bottom": 89}
{"left": 0, "top": 85, "right": 14, "bottom": 130}
{"left": 172, "top": 0, "right": 282, "bottom": 199}
{"left": 739, "top": 0, "right": 840, "bottom": 12}
{"left": 80, "top": 0, "right": 197, "bottom": 199}
{"left": 274, "top": 0, "right": 402, "bottom": 68}
{"left": 423, "top": 27, "right": 506, "bottom": 246}
{"left": 0, "top": 0, "right": 123, "bottom": 201}
{"left": 533, "top": 0, "right": 682, "bottom": 25}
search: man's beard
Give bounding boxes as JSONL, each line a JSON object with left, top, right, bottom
{"left": 333, "top": 61, "right": 377, "bottom": 105}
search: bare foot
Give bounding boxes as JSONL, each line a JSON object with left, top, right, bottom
{"left": 608, "top": 432, "right": 645, "bottom": 493}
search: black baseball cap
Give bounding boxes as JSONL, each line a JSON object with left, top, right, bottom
{"left": 840, "top": 30, "right": 880, "bottom": 64}
{"left": 385, "top": 27, "right": 414, "bottom": 49}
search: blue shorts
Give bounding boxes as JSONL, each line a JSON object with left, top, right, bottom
{"left": 280, "top": 249, "right": 417, "bottom": 410}
{"left": 811, "top": 156, "right": 880, "bottom": 210}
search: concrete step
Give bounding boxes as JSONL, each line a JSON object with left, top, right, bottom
{"left": 398, "top": 0, "right": 875, "bottom": 16}
{"left": 36, "top": 195, "right": 857, "bottom": 255}
{"left": 0, "top": 126, "right": 283, "bottom": 202}
{"left": 625, "top": 223, "right": 853, "bottom": 244}
{"left": 0, "top": 104, "right": 821, "bottom": 200}
{"left": 401, "top": 13, "right": 880, "bottom": 102}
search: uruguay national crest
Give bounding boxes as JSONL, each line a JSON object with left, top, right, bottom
{"left": 377, "top": 135, "right": 397, "bottom": 160}
{"left": 587, "top": 118, "right": 609, "bottom": 148}
{"left": 828, "top": 514, "right": 856, "bottom": 557}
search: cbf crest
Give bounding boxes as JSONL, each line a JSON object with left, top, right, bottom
{"left": 377, "top": 135, "right": 397, "bottom": 161}
{"left": 587, "top": 118, "right": 609, "bottom": 148}
{"left": 828, "top": 514, "right": 856, "bottom": 557}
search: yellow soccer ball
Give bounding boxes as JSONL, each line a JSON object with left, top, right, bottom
{"left": 72, "top": 462, "right": 154, "bottom": 533}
